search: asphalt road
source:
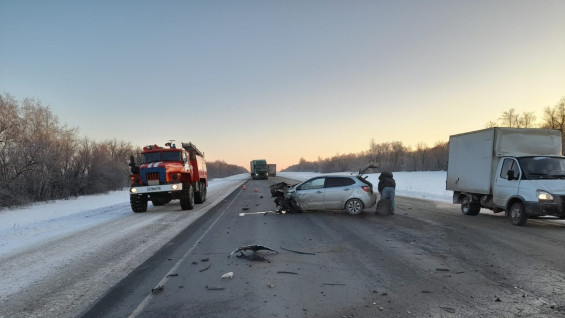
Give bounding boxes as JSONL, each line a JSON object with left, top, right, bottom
{"left": 79, "top": 176, "right": 565, "bottom": 318}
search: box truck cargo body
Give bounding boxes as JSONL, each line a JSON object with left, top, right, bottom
{"left": 446, "top": 127, "right": 565, "bottom": 225}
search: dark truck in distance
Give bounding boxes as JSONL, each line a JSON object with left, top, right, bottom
{"left": 250, "top": 159, "right": 268, "bottom": 179}
{"left": 128, "top": 142, "right": 207, "bottom": 212}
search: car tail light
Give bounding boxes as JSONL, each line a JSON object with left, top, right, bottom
{"left": 361, "top": 186, "right": 371, "bottom": 192}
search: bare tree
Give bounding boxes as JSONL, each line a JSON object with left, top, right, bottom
{"left": 485, "top": 120, "right": 498, "bottom": 128}
{"left": 499, "top": 108, "right": 520, "bottom": 127}
{"left": 518, "top": 111, "right": 537, "bottom": 128}
{"left": 541, "top": 97, "right": 565, "bottom": 133}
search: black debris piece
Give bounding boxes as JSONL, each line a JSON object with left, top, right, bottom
{"left": 152, "top": 285, "right": 164, "bottom": 294}
{"left": 199, "top": 264, "right": 211, "bottom": 272}
{"left": 166, "top": 273, "right": 178, "bottom": 277}
{"left": 205, "top": 285, "right": 225, "bottom": 291}
{"left": 280, "top": 246, "right": 316, "bottom": 255}
{"left": 440, "top": 307, "right": 456, "bottom": 313}
{"left": 238, "top": 253, "right": 271, "bottom": 262}
{"left": 277, "top": 271, "right": 298, "bottom": 275}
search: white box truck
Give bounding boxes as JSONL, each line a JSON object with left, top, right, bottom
{"left": 446, "top": 127, "right": 565, "bottom": 225}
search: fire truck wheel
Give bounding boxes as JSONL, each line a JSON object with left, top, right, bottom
{"left": 180, "top": 183, "right": 195, "bottom": 210}
{"left": 195, "top": 182, "right": 207, "bottom": 204}
{"left": 130, "top": 194, "right": 148, "bottom": 213}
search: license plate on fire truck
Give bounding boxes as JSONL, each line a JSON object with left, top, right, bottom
{"left": 130, "top": 183, "right": 183, "bottom": 194}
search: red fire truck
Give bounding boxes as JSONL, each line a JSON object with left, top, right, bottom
{"left": 128, "top": 142, "right": 207, "bottom": 212}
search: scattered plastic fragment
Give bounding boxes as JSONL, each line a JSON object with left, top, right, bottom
{"left": 221, "top": 272, "right": 234, "bottom": 279}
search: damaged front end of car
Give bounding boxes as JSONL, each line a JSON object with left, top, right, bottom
{"left": 270, "top": 182, "right": 301, "bottom": 213}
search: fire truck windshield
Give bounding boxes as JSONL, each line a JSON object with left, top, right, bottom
{"left": 142, "top": 151, "right": 182, "bottom": 163}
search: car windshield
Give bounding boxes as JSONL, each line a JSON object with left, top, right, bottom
{"left": 518, "top": 156, "right": 565, "bottom": 179}
{"left": 142, "top": 151, "right": 182, "bottom": 163}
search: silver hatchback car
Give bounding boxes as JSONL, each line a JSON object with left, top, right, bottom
{"left": 286, "top": 175, "right": 377, "bottom": 214}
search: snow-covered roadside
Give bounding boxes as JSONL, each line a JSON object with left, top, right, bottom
{"left": 0, "top": 174, "right": 249, "bottom": 257}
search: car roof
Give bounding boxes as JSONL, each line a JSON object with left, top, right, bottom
{"left": 307, "top": 175, "right": 356, "bottom": 180}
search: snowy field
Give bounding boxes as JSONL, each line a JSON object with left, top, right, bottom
{"left": 0, "top": 171, "right": 450, "bottom": 257}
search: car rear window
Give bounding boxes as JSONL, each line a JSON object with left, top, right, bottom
{"left": 356, "top": 176, "right": 373, "bottom": 187}
{"left": 325, "top": 177, "right": 355, "bottom": 188}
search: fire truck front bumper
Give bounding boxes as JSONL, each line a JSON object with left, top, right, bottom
{"left": 130, "top": 183, "right": 183, "bottom": 194}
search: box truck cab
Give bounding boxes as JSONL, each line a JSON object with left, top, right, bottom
{"left": 447, "top": 128, "right": 565, "bottom": 225}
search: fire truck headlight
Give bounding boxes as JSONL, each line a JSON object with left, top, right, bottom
{"left": 172, "top": 184, "right": 179, "bottom": 190}
{"left": 130, "top": 188, "right": 138, "bottom": 194}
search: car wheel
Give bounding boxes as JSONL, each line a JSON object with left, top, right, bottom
{"left": 345, "top": 198, "right": 364, "bottom": 215}
{"left": 509, "top": 202, "right": 527, "bottom": 226}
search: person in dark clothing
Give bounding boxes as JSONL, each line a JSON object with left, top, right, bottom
{"left": 378, "top": 171, "right": 396, "bottom": 213}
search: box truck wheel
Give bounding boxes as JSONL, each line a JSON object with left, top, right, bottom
{"left": 509, "top": 202, "right": 527, "bottom": 226}
{"left": 461, "top": 196, "right": 480, "bottom": 215}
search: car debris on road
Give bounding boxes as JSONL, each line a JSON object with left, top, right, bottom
{"left": 229, "top": 244, "right": 279, "bottom": 257}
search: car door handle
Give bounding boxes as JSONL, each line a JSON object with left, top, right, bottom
{"left": 343, "top": 188, "right": 350, "bottom": 191}
{"left": 316, "top": 191, "right": 323, "bottom": 194}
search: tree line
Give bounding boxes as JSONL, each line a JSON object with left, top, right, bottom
{"left": 283, "top": 140, "right": 449, "bottom": 174}
{"left": 0, "top": 93, "right": 137, "bottom": 208}
{"left": 207, "top": 160, "right": 248, "bottom": 179}
{"left": 0, "top": 93, "right": 248, "bottom": 209}
{"left": 284, "top": 97, "right": 565, "bottom": 174}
